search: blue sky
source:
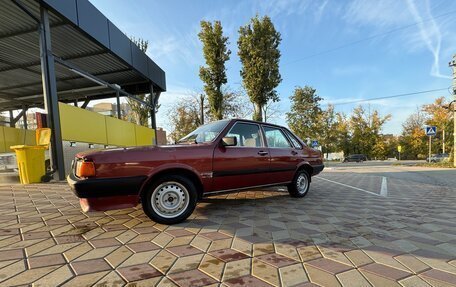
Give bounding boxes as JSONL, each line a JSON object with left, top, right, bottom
{"left": 91, "top": 0, "right": 456, "bottom": 135}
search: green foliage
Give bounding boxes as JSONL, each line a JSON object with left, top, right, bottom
{"left": 319, "top": 104, "right": 338, "bottom": 157}
{"left": 286, "top": 86, "right": 323, "bottom": 142}
{"left": 399, "top": 97, "right": 454, "bottom": 160}
{"left": 131, "top": 37, "right": 149, "bottom": 52}
{"left": 399, "top": 110, "right": 427, "bottom": 159}
{"left": 198, "top": 21, "right": 231, "bottom": 120}
{"left": 422, "top": 97, "right": 453, "bottom": 155}
{"left": 349, "top": 105, "right": 391, "bottom": 157}
{"left": 334, "top": 113, "right": 351, "bottom": 156}
{"left": 238, "top": 15, "right": 282, "bottom": 121}
{"left": 219, "top": 88, "right": 252, "bottom": 120}
{"left": 168, "top": 97, "right": 202, "bottom": 142}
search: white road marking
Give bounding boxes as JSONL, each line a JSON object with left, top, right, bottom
{"left": 380, "top": 177, "right": 388, "bottom": 197}
{"left": 316, "top": 176, "right": 383, "bottom": 197}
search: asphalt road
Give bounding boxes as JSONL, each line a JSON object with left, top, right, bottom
{"left": 322, "top": 160, "right": 456, "bottom": 189}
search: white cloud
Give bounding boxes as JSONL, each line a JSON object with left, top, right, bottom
{"left": 344, "top": 0, "right": 409, "bottom": 28}
{"left": 255, "top": 0, "right": 310, "bottom": 17}
{"left": 343, "top": 0, "right": 451, "bottom": 79}
{"left": 405, "top": 0, "right": 450, "bottom": 79}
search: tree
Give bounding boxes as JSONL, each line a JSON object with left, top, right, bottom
{"left": 334, "top": 113, "right": 351, "bottom": 156}
{"left": 168, "top": 96, "right": 202, "bottom": 142}
{"left": 238, "top": 15, "right": 282, "bottom": 121}
{"left": 319, "top": 104, "right": 338, "bottom": 158}
{"left": 220, "top": 87, "right": 252, "bottom": 120}
{"left": 349, "top": 105, "right": 391, "bottom": 158}
{"left": 198, "top": 21, "right": 231, "bottom": 120}
{"left": 126, "top": 37, "right": 156, "bottom": 127}
{"left": 286, "top": 86, "right": 323, "bottom": 142}
{"left": 263, "top": 100, "right": 281, "bottom": 123}
{"left": 422, "top": 97, "right": 452, "bottom": 154}
{"left": 400, "top": 109, "right": 427, "bottom": 159}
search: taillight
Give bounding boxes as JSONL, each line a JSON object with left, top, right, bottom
{"left": 76, "top": 161, "right": 95, "bottom": 178}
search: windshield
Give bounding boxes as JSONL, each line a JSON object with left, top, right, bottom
{"left": 177, "top": 120, "right": 229, "bottom": 144}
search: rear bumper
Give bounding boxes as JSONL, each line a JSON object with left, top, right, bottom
{"left": 67, "top": 173, "right": 147, "bottom": 198}
{"left": 312, "top": 164, "right": 324, "bottom": 175}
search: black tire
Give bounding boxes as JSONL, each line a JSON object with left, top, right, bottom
{"left": 141, "top": 174, "right": 197, "bottom": 224}
{"left": 287, "top": 170, "right": 311, "bottom": 198}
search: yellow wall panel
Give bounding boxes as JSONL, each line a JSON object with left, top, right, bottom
{"left": 0, "top": 127, "right": 6, "bottom": 153}
{"left": 106, "top": 116, "right": 136, "bottom": 146}
{"left": 0, "top": 103, "right": 157, "bottom": 153}
{"left": 59, "top": 102, "right": 108, "bottom": 144}
{"left": 3, "top": 127, "right": 36, "bottom": 150}
{"left": 135, "top": 125, "right": 155, "bottom": 146}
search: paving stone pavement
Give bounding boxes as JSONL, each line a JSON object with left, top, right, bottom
{"left": 0, "top": 168, "right": 456, "bottom": 287}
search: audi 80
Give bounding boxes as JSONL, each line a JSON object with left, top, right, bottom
{"left": 68, "top": 119, "right": 324, "bottom": 224}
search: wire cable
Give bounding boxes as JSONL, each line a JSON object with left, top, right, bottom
{"left": 325, "top": 87, "right": 450, "bottom": 106}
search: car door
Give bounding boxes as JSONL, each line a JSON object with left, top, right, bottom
{"left": 261, "top": 125, "right": 298, "bottom": 184}
{"left": 212, "top": 122, "right": 270, "bottom": 191}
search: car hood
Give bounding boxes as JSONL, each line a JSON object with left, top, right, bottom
{"left": 75, "top": 144, "right": 208, "bottom": 161}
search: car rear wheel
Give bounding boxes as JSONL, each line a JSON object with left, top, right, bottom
{"left": 287, "top": 170, "right": 310, "bottom": 198}
{"left": 141, "top": 175, "right": 197, "bottom": 224}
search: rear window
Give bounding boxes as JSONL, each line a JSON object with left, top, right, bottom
{"left": 284, "top": 129, "right": 302, "bottom": 149}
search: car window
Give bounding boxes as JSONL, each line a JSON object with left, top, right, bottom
{"left": 177, "top": 120, "right": 229, "bottom": 144}
{"left": 226, "top": 123, "right": 263, "bottom": 147}
{"left": 263, "top": 126, "right": 292, "bottom": 148}
{"left": 284, "top": 130, "right": 302, "bottom": 149}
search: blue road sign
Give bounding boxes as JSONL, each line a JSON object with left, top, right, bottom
{"left": 311, "top": 140, "right": 319, "bottom": 147}
{"left": 425, "top": 126, "right": 437, "bottom": 136}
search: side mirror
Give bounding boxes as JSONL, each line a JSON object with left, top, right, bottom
{"left": 221, "top": 136, "right": 237, "bottom": 147}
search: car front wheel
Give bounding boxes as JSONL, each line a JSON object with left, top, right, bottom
{"left": 141, "top": 175, "right": 197, "bottom": 224}
{"left": 287, "top": 170, "right": 310, "bottom": 198}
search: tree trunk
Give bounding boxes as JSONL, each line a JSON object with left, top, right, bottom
{"left": 253, "top": 102, "right": 263, "bottom": 122}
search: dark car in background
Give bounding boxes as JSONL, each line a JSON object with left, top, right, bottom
{"left": 429, "top": 153, "right": 449, "bottom": 163}
{"left": 342, "top": 154, "right": 367, "bottom": 163}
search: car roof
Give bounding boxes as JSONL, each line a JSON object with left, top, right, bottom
{"left": 229, "top": 118, "right": 288, "bottom": 130}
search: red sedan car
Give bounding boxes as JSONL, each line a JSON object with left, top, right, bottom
{"left": 68, "top": 119, "right": 324, "bottom": 224}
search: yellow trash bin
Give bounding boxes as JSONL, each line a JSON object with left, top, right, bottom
{"left": 10, "top": 128, "right": 51, "bottom": 184}
{"left": 10, "top": 146, "right": 46, "bottom": 184}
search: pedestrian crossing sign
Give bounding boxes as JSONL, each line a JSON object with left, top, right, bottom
{"left": 425, "top": 126, "right": 437, "bottom": 136}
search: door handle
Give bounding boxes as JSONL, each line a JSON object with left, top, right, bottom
{"left": 291, "top": 150, "right": 298, "bottom": 155}
{"left": 258, "top": 151, "right": 269, "bottom": 156}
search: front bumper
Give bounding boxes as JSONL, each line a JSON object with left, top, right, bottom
{"left": 67, "top": 173, "right": 147, "bottom": 198}
{"left": 313, "top": 164, "right": 324, "bottom": 175}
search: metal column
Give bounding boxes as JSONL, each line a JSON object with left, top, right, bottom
{"left": 39, "top": 7, "right": 65, "bottom": 180}
{"left": 9, "top": 110, "right": 14, "bottom": 127}
{"left": 116, "top": 91, "right": 121, "bottom": 119}
{"left": 22, "top": 105, "right": 27, "bottom": 129}
{"left": 150, "top": 84, "right": 156, "bottom": 130}
{"left": 149, "top": 84, "right": 157, "bottom": 145}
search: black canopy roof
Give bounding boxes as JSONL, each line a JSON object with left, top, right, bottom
{"left": 0, "top": 0, "right": 166, "bottom": 111}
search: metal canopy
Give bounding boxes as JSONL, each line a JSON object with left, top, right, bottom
{"left": 0, "top": 0, "right": 166, "bottom": 111}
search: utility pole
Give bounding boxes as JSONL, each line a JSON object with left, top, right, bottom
{"left": 200, "top": 94, "right": 205, "bottom": 125}
{"left": 443, "top": 129, "right": 445, "bottom": 154}
{"left": 449, "top": 54, "right": 456, "bottom": 167}
{"left": 428, "top": 136, "right": 432, "bottom": 163}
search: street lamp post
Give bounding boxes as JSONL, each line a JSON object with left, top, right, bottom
{"left": 449, "top": 55, "right": 456, "bottom": 167}
{"left": 446, "top": 100, "right": 456, "bottom": 165}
